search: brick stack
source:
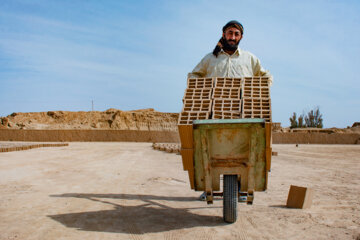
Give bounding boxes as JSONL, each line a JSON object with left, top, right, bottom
{"left": 242, "top": 77, "right": 271, "bottom": 122}
{"left": 212, "top": 77, "right": 242, "bottom": 119}
{"left": 178, "top": 78, "right": 214, "bottom": 189}
{"left": 178, "top": 76, "right": 272, "bottom": 189}
{"left": 178, "top": 78, "right": 213, "bottom": 125}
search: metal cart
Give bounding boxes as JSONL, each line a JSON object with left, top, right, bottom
{"left": 184, "top": 118, "right": 271, "bottom": 223}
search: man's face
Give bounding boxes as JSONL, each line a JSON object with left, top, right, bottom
{"left": 222, "top": 26, "right": 242, "bottom": 47}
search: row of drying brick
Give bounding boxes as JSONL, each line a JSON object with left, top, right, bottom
{"left": 0, "top": 143, "right": 69, "bottom": 153}
{"left": 187, "top": 77, "right": 270, "bottom": 89}
{"left": 152, "top": 143, "right": 180, "bottom": 154}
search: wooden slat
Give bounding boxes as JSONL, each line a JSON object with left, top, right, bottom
{"left": 265, "top": 122, "right": 272, "bottom": 147}
{"left": 188, "top": 169, "right": 195, "bottom": 189}
{"left": 180, "top": 148, "right": 194, "bottom": 171}
{"left": 265, "top": 122, "right": 272, "bottom": 172}
{"left": 178, "top": 124, "right": 193, "bottom": 148}
{"left": 266, "top": 147, "right": 272, "bottom": 172}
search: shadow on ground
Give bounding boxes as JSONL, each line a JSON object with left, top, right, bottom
{"left": 49, "top": 193, "right": 224, "bottom": 234}
{"left": 269, "top": 204, "right": 287, "bottom": 209}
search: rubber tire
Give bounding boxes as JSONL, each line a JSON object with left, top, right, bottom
{"left": 223, "top": 175, "right": 238, "bottom": 223}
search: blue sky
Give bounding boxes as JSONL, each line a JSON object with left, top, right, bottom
{"left": 0, "top": 0, "right": 359, "bottom": 128}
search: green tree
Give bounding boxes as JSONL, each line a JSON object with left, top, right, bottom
{"left": 304, "top": 107, "right": 323, "bottom": 128}
{"left": 289, "top": 107, "right": 323, "bottom": 128}
{"left": 298, "top": 114, "right": 305, "bottom": 128}
{"left": 289, "top": 112, "right": 298, "bottom": 128}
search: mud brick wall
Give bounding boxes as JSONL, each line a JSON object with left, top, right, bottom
{"left": 2, "top": 130, "right": 358, "bottom": 144}
{"left": 272, "top": 132, "right": 360, "bottom": 144}
{"left": 0, "top": 129, "right": 180, "bottom": 143}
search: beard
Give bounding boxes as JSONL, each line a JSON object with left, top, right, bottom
{"left": 222, "top": 38, "right": 239, "bottom": 52}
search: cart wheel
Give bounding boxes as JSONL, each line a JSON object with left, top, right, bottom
{"left": 223, "top": 175, "right": 238, "bottom": 223}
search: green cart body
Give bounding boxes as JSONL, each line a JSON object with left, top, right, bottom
{"left": 192, "top": 119, "right": 271, "bottom": 222}
{"left": 178, "top": 118, "right": 272, "bottom": 222}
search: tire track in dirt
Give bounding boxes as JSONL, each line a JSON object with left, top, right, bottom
{"left": 163, "top": 229, "right": 186, "bottom": 240}
{"left": 233, "top": 216, "right": 250, "bottom": 240}
{"left": 192, "top": 227, "right": 216, "bottom": 240}
{"left": 243, "top": 215, "right": 279, "bottom": 239}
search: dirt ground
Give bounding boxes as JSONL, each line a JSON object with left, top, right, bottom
{"left": 0, "top": 143, "right": 359, "bottom": 240}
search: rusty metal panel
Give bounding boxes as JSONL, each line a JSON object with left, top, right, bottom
{"left": 193, "top": 129, "right": 205, "bottom": 191}
{"left": 193, "top": 120, "right": 267, "bottom": 192}
{"left": 251, "top": 126, "right": 266, "bottom": 191}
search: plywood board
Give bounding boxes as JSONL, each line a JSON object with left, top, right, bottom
{"left": 177, "top": 124, "right": 193, "bottom": 148}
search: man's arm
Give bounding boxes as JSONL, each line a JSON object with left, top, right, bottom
{"left": 187, "top": 55, "right": 209, "bottom": 78}
{"left": 252, "top": 56, "right": 273, "bottom": 85}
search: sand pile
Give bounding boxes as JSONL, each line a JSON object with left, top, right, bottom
{"left": 0, "top": 108, "right": 179, "bottom": 131}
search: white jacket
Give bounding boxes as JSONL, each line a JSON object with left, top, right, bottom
{"left": 188, "top": 47, "right": 273, "bottom": 85}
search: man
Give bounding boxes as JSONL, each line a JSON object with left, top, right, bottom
{"left": 189, "top": 21, "right": 272, "bottom": 201}
{"left": 188, "top": 20, "right": 272, "bottom": 84}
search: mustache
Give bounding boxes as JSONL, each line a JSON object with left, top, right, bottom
{"left": 227, "top": 39, "right": 238, "bottom": 44}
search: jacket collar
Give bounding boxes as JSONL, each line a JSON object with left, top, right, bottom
{"left": 220, "top": 47, "right": 241, "bottom": 56}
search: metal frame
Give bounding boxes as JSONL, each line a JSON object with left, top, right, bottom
{"left": 192, "top": 119, "right": 268, "bottom": 204}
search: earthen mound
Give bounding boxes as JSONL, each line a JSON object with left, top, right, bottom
{"left": 0, "top": 109, "right": 179, "bottom": 131}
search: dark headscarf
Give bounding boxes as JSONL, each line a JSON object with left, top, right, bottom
{"left": 213, "top": 20, "right": 244, "bottom": 57}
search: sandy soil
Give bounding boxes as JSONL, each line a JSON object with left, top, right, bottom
{"left": 0, "top": 143, "right": 359, "bottom": 240}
